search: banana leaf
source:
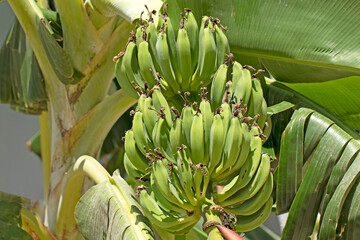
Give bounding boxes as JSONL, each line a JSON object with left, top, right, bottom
{"left": 74, "top": 170, "right": 156, "bottom": 240}
{"left": 0, "top": 191, "right": 32, "bottom": 239}
{"left": 0, "top": 19, "right": 47, "bottom": 114}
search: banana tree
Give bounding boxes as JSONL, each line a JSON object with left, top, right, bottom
{"left": 1, "top": 0, "right": 360, "bottom": 239}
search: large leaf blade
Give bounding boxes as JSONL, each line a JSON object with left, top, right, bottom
{"left": 75, "top": 170, "right": 155, "bottom": 240}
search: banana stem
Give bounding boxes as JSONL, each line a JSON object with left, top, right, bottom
{"left": 39, "top": 111, "right": 51, "bottom": 203}
{"left": 55, "top": 155, "right": 110, "bottom": 239}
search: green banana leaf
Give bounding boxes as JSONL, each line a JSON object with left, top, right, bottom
{"left": 0, "top": 191, "right": 32, "bottom": 239}
{"left": 0, "top": 19, "right": 47, "bottom": 114}
{"left": 74, "top": 170, "right": 156, "bottom": 240}
{"left": 166, "top": 0, "right": 360, "bottom": 130}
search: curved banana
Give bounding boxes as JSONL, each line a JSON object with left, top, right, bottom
{"left": 132, "top": 111, "right": 153, "bottom": 153}
{"left": 263, "top": 116, "right": 272, "bottom": 140}
{"left": 181, "top": 105, "right": 193, "bottom": 148}
{"left": 221, "top": 153, "right": 271, "bottom": 206}
{"left": 190, "top": 111, "right": 204, "bottom": 165}
{"left": 169, "top": 116, "right": 183, "bottom": 153}
{"left": 154, "top": 117, "right": 175, "bottom": 163}
{"left": 231, "top": 63, "right": 252, "bottom": 106}
{"left": 257, "top": 98, "right": 268, "bottom": 130}
{"left": 114, "top": 51, "right": 139, "bottom": 99}
{"left": 208, "top": 113, "right": 225, "bottom": 174}
{"left": 214, "top": 23, "right": 230, "bottom": 68}
{"left": 143, "top": 96, "right": 158, "bottom": 136}
{"left": 184, "top": 9, "right": 198, "bottom": 73}
{"left": 123, "top": 41, "right": 144, "bottom": 89}
{"left": 145, "top": 20, "right": 161, "bottom": 72}
{"left": 135, "top": 25, "right": 144, "bottom": 48}
{"left": 210, "top": 61, "right": 230, "bottom": 111}
{"left": 124, "top": 130, "right": 149, "bottom": 173}
{"left": 234, "top": 197, "right": 273, "bottom": 233}
{"left": 156, "top": 30, "right": 179, "bottom": 95}
{"left": 213, "top": 129, "right": 262, "bottom": 202}
{"left": 224, "top": 173, "right": 273, "bottom": 216}
{"left": 138, "top": 186, "right": 199, "bottom": 234}
{"left": 151, "top": 87, "right": 173, "bottom": 127}
{"left": 176, "top": 22, "right": 192, "bottom": 91}
{"left": 123, "top": 153, "right": 143, "bottom": 179}
{"left": 247, "top": 78, "right": 263, "bottom": 118}
{"left": 199, "top": 99, "right": 214, "bottom": 165}
{"left": 212, "top": 116, "right": 243, "bottom": 181}
{"left": 138, "top": 40, "right": 157, "bottom": 88}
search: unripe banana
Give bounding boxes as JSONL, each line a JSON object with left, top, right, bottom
{"left": 224, "top": 173, "right": 273, "bottom": 216}
{"left": 208, "top": 113, "right": 225, "bottom": 175}
{"left": 184, "top": 9, "right": 199, "bottom": 73}
{"left": 123, "top": 153, "right": 143, "bottom": 179}
{"left": 151, "top": 87, "right": 173, "bottom": 127}
{"left": 152, "top": 160, "right": 194, "bottom": 211}
{"left": 124, "top": 130, "right": 149, "bottom": 173}
{"left": 132, "top": 111, "right": 153, "bottom": 153}
{"left": 263, "top": 116, "right": 272, "bottom": 140}
{"left": 145, "top": 20, "right": 161, "bottom": 71}
{"left": 210, "top": 61, "right": 230, "bottom": 111}
{"left": 114, "top": 51, "right": 139, "bottom": 99}
{"left": 257, "top": 98, "right": 268, "bottom": 129}
{"left": 137, "top": 186, "right": 200, "bottom": 234}
{"left": 190, "top": 111, "right": 204, "bottom": 164}
{"left": 192, "top": 165, "right": 204, "bottom": 200}
{"left": 177, "top": 148, "right": 198, "bottom": 206}
{"left": 214, "top": 23, "right": 230, "bottom": 68}
{"left": 123, "top": 41, "right": 144, "bottom": 89}
{"left": 231, "top": 63, "right": 252, "bottom": 106}
{"left": 247, "top": 78, "right": 263, "bottom": 118}
{"left": 199, "top": 99, "right": 214, "bottom": 165}
{"left": 169, "top": 116, "right": 183, "bottom": 153}
{"left": 234, "top": 197, "right": 273, "bottom": 233}
{"left": 220, "top": 153, "right": 271, "bottom": 206}
{"left": 212, "top": 116, "right": 243, "bottom": 181}
{"left": 136, "top": 94, "right": 146, "bottom": 112}
{"left": 135, "top": 25, "right": 144, "bottom": 48}
{"left": 143, "top": 96, "right": 158, "bottom": 136}
{"left": 154, "top": 117, "right": 175, "bottom": 163}
{"left": 181, "top": 105, "right": 193, "bottom": 147}
{"left": 177, "top": 23, "right": 192, "bottom": 91}
{"left": 213, "top": 128, "right": 262, "bottom": 202}
{"left": 137, "top": 40, "right": 157, "bottom": 88}
{"left": 156, "top": 30, "right": 180, "bottom": 94}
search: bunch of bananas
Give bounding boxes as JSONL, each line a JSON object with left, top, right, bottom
{"left": 114, "top": 4, "right": 230, "bottom": 102}
{"left": 119, "top": 4, "right": 274, "bottom": 237}
{"left": 124, "top": 84, "right": 272, "bottom": 234}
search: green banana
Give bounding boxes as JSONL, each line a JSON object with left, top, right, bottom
{"left": 220, "top": 153, "right": 271, "bottom": 206}
{"left": 257, "top": 98, "right": 268, "bottom": 129}
{"left": 132, "top": 111, "right": 153, "bottom": 153}
{"left": 192, "top": 164, "right": 204, "bottom": 200}
{"left": 208, "top": 113, "right": 225, "bottom": 175}
{"left": 136, "top": 94, "right": 146, "bottom": 112}
{"left": 247, "top": 78, "right": 263, "bottom": 118}
{"left": 151, "top": 87, "right": 173, "bottom": 127}
{"left": 234, "top": 197, "right": 273, "bottom": 233}
{"left": 154, "top": 117, "right": 175, "bottom": 163}
{"left": 212, "top": 116, "right": 243, "bottom": 181}
{"left": 135, "top": 25, "right": 144, "bottom": 48}
{"left": 123, "top": 153, "right": 143, "bottom": 179}
{"left": 210, "top": 61, "right": 230, "bottom": 111}
{"left": 231, "top": 64, "right": 252, "bottom": 106}
{"left": 263, "top": 116, "right": 272, "bottom": 140}
{"left": 143, "top": 96, "right": 158, "bottom": 136}
{"left": 145, "top": 20, "right": 161, "bottom": 72}
{"left": 114, "top": 51, "right": 139, "bottom": 99}
{"left": 220, "top": 102, "right": 231, "bottom": 132}
{"left": 138, "top": 186, "right": 199, "bottom": 234}
{"left": 169, "top": 115, "right": 183, "bottom": 153}
{"left": 184, "top": 9, "right": 199, "bottom": 73}
{"left": 177, "top": 147, "right": 198, "bottom": 206}
{"left": 190, "top": 17, "right": 216, "bottom": 91}
{"left": 124, "top": 130, "right": 149, "bottom": 173}
{"left": 181, "top": 105, "right": 193, "bottom": 147}
{"left": 176, "top": 21, "right": 192, "bottom": 91}
{"left": 123, "top": 40, "right": 144, "bottom": 89}
{"left": 190, "top": 111, "right": 204, "bottom": 164}
{"left": 152, "top": 160, "right": 194, "bottom": 211}
{"left": 214, "top": 22, "right": 230, "bottom": 68}
{"left": 137, "top": 40, "right": 157, "bottom": 88}
{"left": 156, "top": 30, "right": 180, "bottom": 94}
{"left": 224, "top": 173, "right": 273, "bottom": 216}
{"left": 199, "top": 99, "right": 214, "bottom": 165}
{"left": 213, "top": 128, "right": 262, "bottom": 202}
